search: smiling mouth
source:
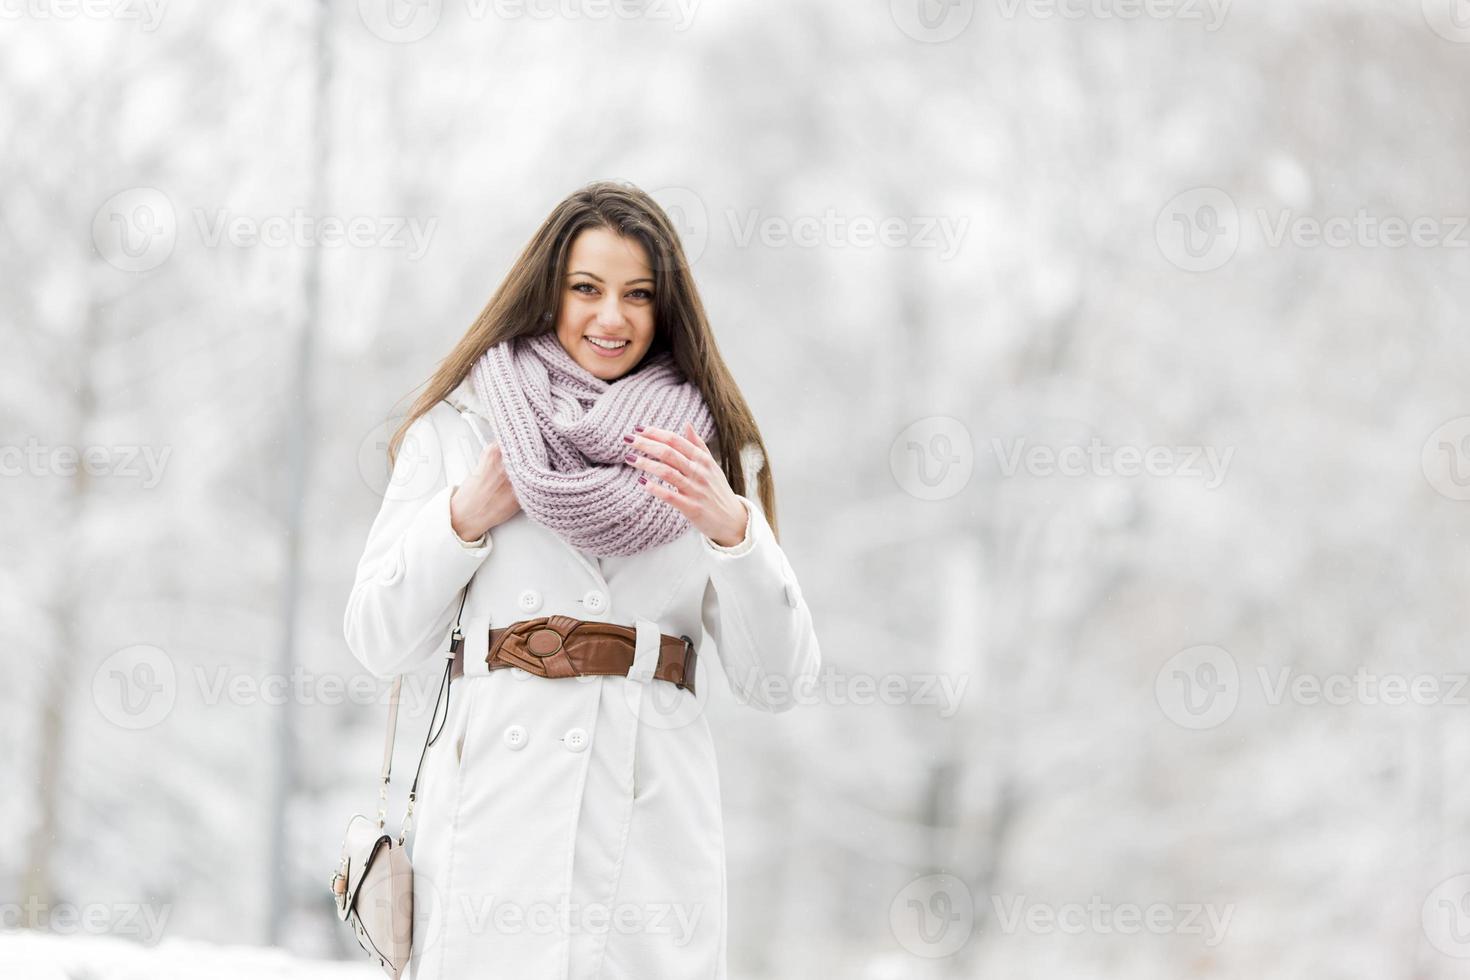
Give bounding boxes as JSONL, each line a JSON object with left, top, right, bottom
{"left": 586, "top": 336, "right": 630, "bottom": 356}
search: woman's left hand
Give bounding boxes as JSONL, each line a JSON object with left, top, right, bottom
{"left": 624, "top": 421, "right": 747, "bottom": 548}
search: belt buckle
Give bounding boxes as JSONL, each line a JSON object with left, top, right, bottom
{"left": 525, "top": 627, "right": 564, "bottom": 658}
{"left": 494, "top": 618, "right": 563, "bottom": 677}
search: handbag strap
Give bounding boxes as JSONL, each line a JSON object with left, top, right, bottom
{"left": 377, "top": 580, "right": 469, "bottom": 785}
{"left": 378, "top": 396, "right": 485, "bottom": 840}
{"left": 377, "top": 581, "right": 469, "bottom": 841}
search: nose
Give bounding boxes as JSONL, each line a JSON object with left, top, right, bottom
{"left": 595, "top": 293, "right": 623, "bottom": 329}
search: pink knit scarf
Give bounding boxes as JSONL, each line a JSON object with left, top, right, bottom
{"left": 469, "top": 331, "right": 716, "bottom": 557}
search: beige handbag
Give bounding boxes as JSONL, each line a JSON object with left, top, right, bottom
{"left": 331, "top": 583, "right": 469, "bottom": 978}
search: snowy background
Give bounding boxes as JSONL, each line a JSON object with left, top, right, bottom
{"left": 5, "top": 0, "right": 1470, "bottom": 976}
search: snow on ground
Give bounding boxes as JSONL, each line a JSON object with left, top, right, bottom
{"left": 0, "top": 931, "right": 379, "bottom": 979}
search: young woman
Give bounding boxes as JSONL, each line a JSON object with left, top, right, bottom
{"left": 342, "top": 180, "right": 822, "bottom": 979}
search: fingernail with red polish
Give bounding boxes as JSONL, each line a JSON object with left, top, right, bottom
{"left": 624, "top": 453, "right": 637, "bottom": 463}
{"left": 634, "top": 425, "right": 645, "bottom": 432}
{"left": 637, "top": 476, "right": 647, "bottom": 484}
{"left": 622, "top": 434, "right": 634, "bottom": 443}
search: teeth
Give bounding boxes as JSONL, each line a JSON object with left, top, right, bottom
{"left": 588, "top": 337, "right": 628, "bottom": 350}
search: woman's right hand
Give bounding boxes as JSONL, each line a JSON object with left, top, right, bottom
{"left": 450, "top": 441, "right": 521, "bottom": 543}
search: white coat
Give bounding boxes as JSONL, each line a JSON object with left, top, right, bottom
{"left": 342, "top": 375, "right": 822, "bottom": 980}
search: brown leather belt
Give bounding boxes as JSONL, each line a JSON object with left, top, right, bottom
{"left": 450, "top": 614, "right": 697, "bottom": 697}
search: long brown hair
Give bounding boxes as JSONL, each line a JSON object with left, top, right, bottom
{"left": 385, "top": 179, "right": 781, "bottom": 540}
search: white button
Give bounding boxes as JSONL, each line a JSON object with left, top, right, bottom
{"left": 784, "top": 581, "right": 800, "bottom": 609}
{"left": 503, "top": 724, "right": 527, "bottom": 750}
{"left": 517, "top": 589, "right": 542, "bottom": 613}
{"left": 563, "top": 727, "right": 589, "bottom": 752}
{"left": 582, "top": 590, "right": 607, "bottom": 614}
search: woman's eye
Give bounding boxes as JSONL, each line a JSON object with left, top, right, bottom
{"left": 628, "top": 289, "right": 653, "bottom": 301}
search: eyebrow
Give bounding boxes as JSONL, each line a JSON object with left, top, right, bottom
{"left": 568, "top": 271, "right": 655, "bottom": 286}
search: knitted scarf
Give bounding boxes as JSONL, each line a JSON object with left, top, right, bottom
{"left": 469, "top": 330, "right": 716, "bottom": 557}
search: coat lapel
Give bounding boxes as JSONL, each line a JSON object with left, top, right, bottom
{"left": 443, "top": 374, "right": 612, "bottom": 593}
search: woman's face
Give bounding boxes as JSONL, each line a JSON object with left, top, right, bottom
{"left": 553, "top": 226, "right": 658, "bottom": 381}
